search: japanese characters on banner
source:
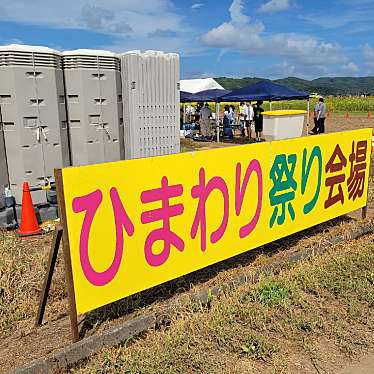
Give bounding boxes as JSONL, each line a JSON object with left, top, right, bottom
{"left": 61, "top": 129, "right": 372, "bottom": 315}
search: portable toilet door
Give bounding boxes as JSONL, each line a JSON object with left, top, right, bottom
{"left": 63, "top": 50, "right": 124, "bottom": 166}
{"left": 98, "top": 56, "right": 124, "bottom": 163}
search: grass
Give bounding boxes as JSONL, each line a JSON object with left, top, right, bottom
{"left": 73, "top": 232, "right": 374, "bottom": 374}
{"left": 0, "top": 230, "right": 66, "bottom": 334}
{"left": 253, "top": 280, "right": 292, "bottom": 307}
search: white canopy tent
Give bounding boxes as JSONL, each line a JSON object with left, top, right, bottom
{"left": 180, "top": 78, "right": 224, "bottom": 94}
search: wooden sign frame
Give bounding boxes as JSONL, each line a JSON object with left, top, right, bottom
{"left": 35, "top": 169, "right": 79, "bottom": 342}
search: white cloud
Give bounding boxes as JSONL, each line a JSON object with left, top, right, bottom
{"left": 191, "top": 3, "right": 204, "bottom": 10}
{"left": 0, "top": 1, "right": 185, "bottom": 39}
{"left": 259, "top": 0, "right": 290, "bottom": 13}
{"left": 362, "top": 43, "right": 374, "bottom": 69}
{"left": 261, "top": 60, "right": 361, "bottom": 80}
{"left": 201, "top": 0, "right": 347, "bottom": 74}
{"left": 363, "top": 43, "right": 374, "bottom": 59}
{"left": 343, "top": 62, "right": 359, "bottom": 74}
{"left": 81, "top": 4, "right": 132, "bottom": 35}
{"left": 0, "top": 0, "right": 203, "bottom": 55}
{"left": 229, "top": 0, "right": 250, "bottom": 24}
{"left": 148, "top": 29, "right": 177, "bottom": 38}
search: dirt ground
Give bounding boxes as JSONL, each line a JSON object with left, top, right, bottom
{"left": 0, "top": 116, "right": 373, "bottom": 373}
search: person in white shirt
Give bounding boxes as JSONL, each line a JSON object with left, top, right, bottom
{"left": 186, "top": 105, "right": 195, "bottom": 123}
{"left": 239, "top": 102, "right": 246, "bottom": 136}
{"left": 239, "top": 102, "right": 249, "bottom": 136}
{"left": 199, "top": 103, "right": 213, "bottom": 138}
{"left": 245, "top": 101, "right": 254, "bottom": 141}
{"left": 229, "top": 105, "right": 235, "bottom": 124}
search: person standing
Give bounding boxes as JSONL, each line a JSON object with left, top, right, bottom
{"left": 311, "top": 101, "right": 320, "bottom": 134}
{"left": 223, "top": 105, "right": 234, "bottom": 139}
{"left": 317, "top": 98, "right": 327, "bottom": 134}
{"left": 229, "top": 105, "right": 235, "bottom": 125}
{"left": 253, "top": 100, "right": 264, "bottom": 142}
{"left": 247, "top": 101, "right": 254, "bottom": 141}
{"left": 242, "top": 102, "right": 249, "bottom": 138}
{"left": 239, "top": 102, "right": 246, "bottom": 136}
{"left": 199, "top": 103, "right": 212, "bottom": 139}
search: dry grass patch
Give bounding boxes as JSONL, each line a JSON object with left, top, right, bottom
{"left": 0, "top": 230, "right": 66, "bottom": 335}
{"left": 73, "top": 233, "right": 374, "bottom": 374}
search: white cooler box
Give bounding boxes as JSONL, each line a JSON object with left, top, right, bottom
{"left": 263, "top": 110, "right": 306, "bottom": 140}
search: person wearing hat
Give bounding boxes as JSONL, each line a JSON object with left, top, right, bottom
{"left": 253, "top": 100, "right": 264, "bottom": 142}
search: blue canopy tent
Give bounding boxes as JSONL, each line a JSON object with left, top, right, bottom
{"left": 219, "top": 81, "right": 310, "bottom": 141}
{"left": 180, "top": 89, "right": 231, "bottom": 102}
{"left": 191, "top": 88, "right": 231, "bottom": 102}
{"left": 180, "top": 81, "right": 310, "bottom": 142}
{"left": 220, "top": 80, "right": 309, "bottom": 102}
{"left": 180, "top": 91, "right": 194, "bottom": 103}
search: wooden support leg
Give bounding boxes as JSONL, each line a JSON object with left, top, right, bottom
{"left": 55, "top": 169, "right": 80, "bottom": 343}
{"left": 35, "top": 225, "right": 63, "bottom": 326}
{"left": 362, "top": 206, "right": 367, "bottom": 220}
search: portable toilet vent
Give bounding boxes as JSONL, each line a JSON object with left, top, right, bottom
{"left": 62, "top": 49, "right": 124, "bottom": 166}
{"left": 121, "top": 50, "right": 180, "bottom": 159}
{"left": 0, "top": 44, "right": 70, "bottom": 204}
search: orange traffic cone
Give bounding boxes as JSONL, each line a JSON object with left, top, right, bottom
{"left": 368, "top": 111, "right": 372, "bottom": 119}
{"left": 344, "top": 112, "right": 350, "bottom": 119}
{"left": 17, "top": 182, "right": 42, "bottom": 237}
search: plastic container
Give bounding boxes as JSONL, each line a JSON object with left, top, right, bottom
{"left": 262, "top": 110, "right": 306, "bottom": 140}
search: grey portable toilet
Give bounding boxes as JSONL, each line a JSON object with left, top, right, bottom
{"left": 62, "top": 49, "right": 124, "bottom": 166}
{"left": 0, "top": 44, "right": 70, "bottom": 204}
{"left": 121, "top": 50, "right": 180, "bottom": 159}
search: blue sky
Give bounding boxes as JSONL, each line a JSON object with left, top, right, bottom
{"left": 1, "top": 0, "right": 374, "bottom": 79}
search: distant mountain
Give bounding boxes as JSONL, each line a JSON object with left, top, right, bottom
{"left": 215, "top": 76, "right": 374, "bottom": 96}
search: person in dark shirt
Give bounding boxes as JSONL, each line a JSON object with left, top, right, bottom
{"left": 253, "top": 100, "right": 264, "bottom": 142}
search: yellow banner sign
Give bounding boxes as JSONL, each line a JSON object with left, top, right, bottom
{"left": 60, "top": 129, "right": 372, "bottom": 314}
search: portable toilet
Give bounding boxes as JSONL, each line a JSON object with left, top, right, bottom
{"left": 0, "top": 44, "right": 70, "bottom": 204}
{"left": 121, "top": 50, "right": 180, "bottom": 159}
{"left": 62, "top": 49, "right": 124, "bottom": 166}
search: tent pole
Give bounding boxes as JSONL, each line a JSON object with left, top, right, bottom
{"left": 183, "top": 103, "right": 186, "bottom": 124}
{"left": 269, "top": 100, "right": 272, "bottom": 111}
{"left": 216, "top": 102, "right": 220, "bottom": 143}
{"left": 306, "top": 99, "right": 310, "bottom": 136}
